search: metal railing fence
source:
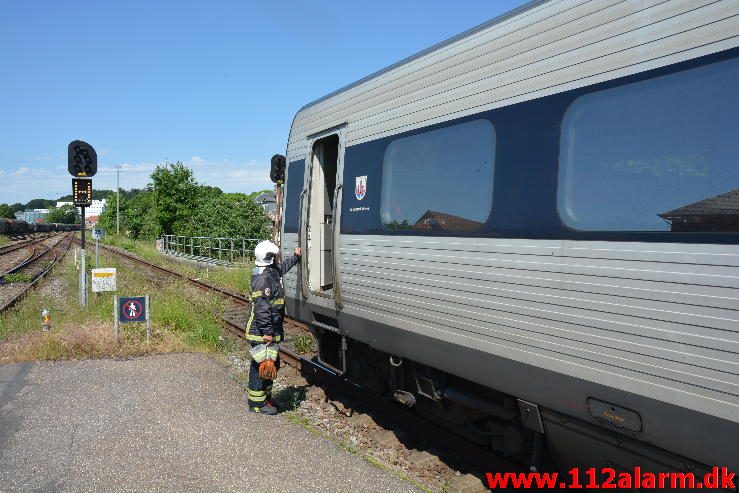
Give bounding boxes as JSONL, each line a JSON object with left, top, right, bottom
{"left": 160, "top": 235, "right": 263, "bottom": 266}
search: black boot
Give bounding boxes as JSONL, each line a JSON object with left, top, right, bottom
{"left": 250, "top": 403, "right": 278, "bottom": 415}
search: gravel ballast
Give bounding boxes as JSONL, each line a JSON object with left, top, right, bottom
{"left": 0, "top": 353, "right": 420, "bottom": 492}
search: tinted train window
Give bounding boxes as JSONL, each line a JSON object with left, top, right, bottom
{"left": 283, "top": 160, "right": 305, "bottom": 234}
{"left": 559, "top": 57, "right": 739, "bottom": 232}
{"left": 381, "top": 119, "right": 495, "bottom": 232}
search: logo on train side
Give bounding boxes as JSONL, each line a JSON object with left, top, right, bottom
{"left": 355, "top": 175, "right": 367, "bottom": 201}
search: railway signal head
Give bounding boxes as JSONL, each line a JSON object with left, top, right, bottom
{"left": 68, "top": 140, "right": 97, "bottom": 177}
{"left": 73, "top": 178, "right": 93, "bottom": 207}
{"left": 270, "top": 154, "right": 286, "bottom": 184}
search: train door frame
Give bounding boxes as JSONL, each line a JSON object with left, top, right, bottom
{"left": 300, "top": 124, "right": 346, "bottom": 308}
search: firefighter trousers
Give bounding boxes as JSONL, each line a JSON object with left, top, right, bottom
{"left": 247, "top": 346, "right": 280, "bottom": 408}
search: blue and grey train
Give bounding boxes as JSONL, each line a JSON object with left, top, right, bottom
{"left": 276, "top": 0, "right": 739, "bottom": 481}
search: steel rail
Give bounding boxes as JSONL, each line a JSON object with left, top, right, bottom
{"left": 0, "top": 233, "right": 57, "bottom": 257}
{"left": 0, "top": 233, "right": 73, "bottom": 313}
{"left": 80, "top": 240, "right": 251, "bottom": 305}
{"left": 0, "top": 248, "right": 36, "bottom": 279}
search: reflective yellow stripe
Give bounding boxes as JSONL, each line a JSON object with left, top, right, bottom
{"left": 245, "top": 333, "right": 281, "bottom": 342}
{"left": 250, "top": 290, "right": 263, "bottom": 298}
{"left": 248, "top": 389, "right": 267, "bottom": 403}
{"left": 270, "top": 298, "right": 285, "bottom": 306}
{"left": 244, "top": 305, "right": 256, "bottom": 338}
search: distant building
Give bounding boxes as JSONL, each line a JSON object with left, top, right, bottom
{"left": 85, "top": 215, "right": 100, "bottom": 230}
{"left": 658, "top": 189, "right": 739, "bottom": 232}
{"left": 56, "top": 199, "right": 106, "bottom": 219}
{"left": 18, "top": 209, "right": 49, "bottom": 223}
{"left": 412, "top": 210, "right": 483, "bottom": 232}
{"left": 255, "top": 192, "right": 277, "bottom": 220}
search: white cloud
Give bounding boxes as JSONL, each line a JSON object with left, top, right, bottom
{"left": 0, "top": 157, "right": 273, "bottom": 204}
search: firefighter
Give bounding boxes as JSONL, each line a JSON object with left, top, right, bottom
{"left": 246, "top": 240, "right": 301, "bottom": 414}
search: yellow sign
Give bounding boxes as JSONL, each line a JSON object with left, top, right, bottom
{"left": 91, "top": 268, "right": 117, "bottom": 292}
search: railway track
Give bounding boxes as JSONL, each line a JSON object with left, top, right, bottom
{"left": 0, "top": 233, "right": 56, "bottom": 260}
{"left": 0, "top": 233, "right": 73, "bottom": 313}
{"left": 83, "top": 240, "right": 309, "bottom": 366}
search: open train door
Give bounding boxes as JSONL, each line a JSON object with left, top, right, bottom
{"left": 300, "top": 125, "right": 346, "bottom": 309}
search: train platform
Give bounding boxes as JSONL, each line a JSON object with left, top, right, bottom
{"left": 0, "top": 353, "right": 420, "bottom": 492}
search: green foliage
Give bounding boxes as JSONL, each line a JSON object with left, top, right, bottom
{"left": 96, "top": 192, "right": 120, "bottom": 233}
{"left": 57, "top": 189, "right": 114, "bottom": 202}
{"left": 0, "top": 204, "right": 14, "bottom": 218}
{"left": 292, "top": 333, "right": 317, "bottom": 355}
{"left": 45, "top": 204, "right": 80, "bottom": 224}
{"left": 25, "top": 198, "right": 55, "bottom": 210}
{"left": 125, "top": 192, "right": 160, "bottom": 239}
{"left": 180, "top": 192, "right": 271, "bottom": 239}
{"left": 247, "top": 189, "right": 274, "bottom": 201}
{"left": 15, "top": 160, "right": 270, "bottom": 244}
{"left": 3, "top": 273, "right": 32, "bottom": 283}
{"left": 97, "top": 161, "right": 270, "bottom": 242}
{"left": 151, "top": 161, "right": 198, "bottom": 235}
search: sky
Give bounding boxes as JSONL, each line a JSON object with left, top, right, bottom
{"left": 0, "top": 0, "right": 529, "bottom": 205}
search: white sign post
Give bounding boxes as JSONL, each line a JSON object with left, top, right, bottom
{"left": 92, "top": 228, "right": 105, "bottom": 269}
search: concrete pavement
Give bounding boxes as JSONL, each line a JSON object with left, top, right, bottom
{"left": 0, "top": 353, "right": 419, "bottom": 492}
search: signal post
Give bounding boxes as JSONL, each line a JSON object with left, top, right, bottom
{"left": 68, "top": 140, "right": 97, "bottom": 306}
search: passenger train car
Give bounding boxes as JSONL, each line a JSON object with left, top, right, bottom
{"left": 278, "top": 0, "right": 739, "bottom": 479}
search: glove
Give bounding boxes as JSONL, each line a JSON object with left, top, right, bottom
{"left": 259, "top": 359, "right": 277, "bottom": 380}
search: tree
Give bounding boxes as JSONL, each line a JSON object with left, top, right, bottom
{"left": 0, "top": 204, "right": 14, "bottom": 218}
{"left": 181, "top": 192, "right": 271, "bottom": 239}
{"left": 25, "top": 198, "right": 55, "bottom": 210}
{"left": 46, "top": 205, "right": 80, "bottom": 224}
{"left": 124, "top": 191, "right": 159, "bottom": 239}
{"left": 96, "top": 191, "right": 123, "bottom": 234}
{"left": 150, "top": 162, "right": 198, "bottom": 235}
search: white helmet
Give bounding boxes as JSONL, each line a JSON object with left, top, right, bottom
{"left": 254, "top": 240, "right": 279, "bottom": 266}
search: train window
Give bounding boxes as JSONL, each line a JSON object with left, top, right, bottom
{"left": 559, "top": 56, "right": 739, "bottom": 232}
{"left": 381, "top": 119, "right": 495, "bottom": 232}
{"left": 283, "top": 160, "right": 305, "bottom": 234}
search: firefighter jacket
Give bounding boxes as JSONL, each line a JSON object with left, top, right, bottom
{"left": 245, "top": 254, "right": 300, "bottom": 343}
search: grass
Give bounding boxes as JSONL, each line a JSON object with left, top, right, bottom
{"left": 292, "top": 333, "right": 317, "bottom": 355}
{"left": 102, "top": 234, "right": 253, "bottom": 293}
{"left": 0, "top": 245, "right": 233, "bottom": 364}
{"left": 0, "top": 236, "right": 9, "bottom": 247}
{"left": 3, "top": 273, "right": 32, "bottom": 283}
